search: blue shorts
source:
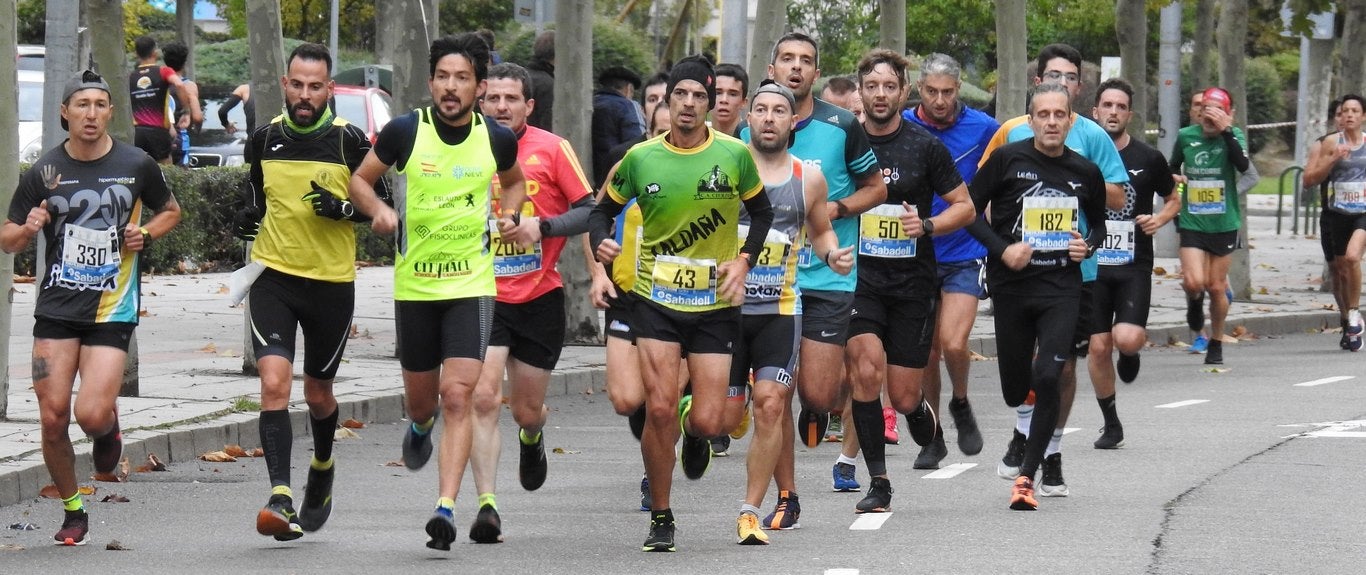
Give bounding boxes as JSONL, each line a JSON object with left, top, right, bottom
{"left": 938, "top": 258, "right": 986, "bottom": 299}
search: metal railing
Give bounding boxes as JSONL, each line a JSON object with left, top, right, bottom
{"left": 1275, "top": 165, "right": 1320, "bottom": 235}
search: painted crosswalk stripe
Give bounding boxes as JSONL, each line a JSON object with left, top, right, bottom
{"left": 1294, "top": 376, "right": 1356, "bottom": 387}
{"left": 825, "top": 570, "right": 860, "bottom": 575}
{"left": 922, "top": 463, "right": 976, "bottom": 479}
{"left": 1156, "top": 399, "right": 1209, "bottom": 409}
{"left": 1062, "top": 427, "right": 1081, "bottom": 435}
{"left": 849, "top": 513, "right": 892, "bottom": 530}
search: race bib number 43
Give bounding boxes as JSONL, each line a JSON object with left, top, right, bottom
{"left": 1021, "top": 196, "right": 1078, "bottom": 251}
{"left": 1187, "top": 180, "right": 1226, "bottom": 215}
{"left": 59, "top": 224, "right": 121, "bottom": 290}
{"left": 858, "top": 204, "right": 916, "bottom": 258}
{"left": 651, "top": 254, "right": 717, "bottom": 307}
{"left": 488, "top": 220, "right": 542, "bottom": 277}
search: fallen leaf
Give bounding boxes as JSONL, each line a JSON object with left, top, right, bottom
{"left": 119, "top": 457, "right": 131, "bottom": 480}
{"left": 250, "top": 447, "right": 264, "bottom": 457}
{"left": 217, "top": 284, "right": 230, "bottom": 294}
{"left": 1257, "top": 286, "right": 1269, "bottom": 295}
{"left": 91, "top": 471, "right": 122, "bottom": 483}
{"left": 383, "top": 461, "right": 404, "bottom": 467}
{"left": 551, "top": 447, "right": 581, "bottom": 454}
{"left": 200, "top": 450, "right": 237, "bottom": 462}
{"left": 1218, "top": 334, "right": 1239, "bottom": 343}
{"left": 1207, "top": 367, "right": 1230, "bottom": 373}
{"left": 224, "top": 444, "right": 249, "bottom": 457}
{"left": 1152, "top": 266, "right": 1166, "bottom": 276}
{"left": 138, "top": 309, "right": 151, "bottom": 317}
{"left": 334, "top": 427, "right": 360, "bottom": 440}
{"left": 105, "top": 540, "right": 129, "bottom": 551}
{"left": 77, "top": 485, "right": 96, "bottom": 496}
{"left": 147, "top": 453, "right": 167, "bottom": 471}
{"left": 199, "top": 343, "right": 217, "bottom": 353}
{"left": 134, "top": 465, "right": 154, "bottom": 473}
{"left": 1231, "top": 325, "right": 1247, "bottom": 337}
{"left": 969, "top": 351, "right": 988, "bottom": 361}
{"left": 1254, "top": 306, "right": 1273, "bottom": 312}
{"left": 341, "top": 419, "right": 365, "bottom": 429}
{"left": 100, "top": 494, "right": 130, "bottom": 503}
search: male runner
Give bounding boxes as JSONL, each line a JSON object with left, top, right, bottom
{"left": 734, "top": 80, "right": 852, "bottom": 544}
{"left": 588, "top": 55, "right": 772, "bottom": 552}
{"left": 903, "top": 52, "right": 998, "bottom": 468}
{"left": 1303, "top": 94, "right": 1366, "bottom": 352}
{"left": 844, "top": 49, "right": 975, "bottom": 513}
{"left": 1170, "top": 87, "right": 1250, "bottom": 365}
{"left": 467, "top": 62, "right": 600, "bottom": 543}
{"left": 347, "top": 33, "right": 528, "bottom": 551}
{"left": 2, "top": 70, "right": 182, "bottom": 545}
{"left": 968, "top": 83, "right": 1106, "bottom": 510}
{"left": 1087, "top": 78, "right": 1178, "bottom": 449}
{"left": 128, "top": 36, "right": 199, "bottom": 164}
{"left": 235, "top": 43, "right": 383, "bottom": 542}
{"left": 712, "top": 63, "right": 750, "bottom": 138}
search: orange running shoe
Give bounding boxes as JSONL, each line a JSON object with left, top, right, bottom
{"left": 1010, "top": 475, "right": 1038, "bottom": 511}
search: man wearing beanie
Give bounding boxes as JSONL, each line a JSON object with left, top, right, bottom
{"left": 592, "top": 65, "right": 646, "bottom": 187}
{"left": 589, "top": 54, "right": 774, "bottom": 552}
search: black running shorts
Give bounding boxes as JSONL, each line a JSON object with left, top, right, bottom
{"left": 490, "top": 288, "right": 566, "bottom": 371}
{"left": 1178, "top": 228, "right": 1241, "bottom": 257}
{"left": 1320, "top": 209, "right": 1366, "bottom": 260}
{"left": 604, "top": 290, "right": 637, "bottom": 343}
{"left": 800, "top": 289, "right": 855, "bottom": 345}
{"left": 134, "top": 126, "right": 172, "bottom": 163}
{"left": 730, "top": 313, "right": 799, "bottom": 391}
{"left": 396, "top": 296, "right": 494, "bottom": 371}
{"left": 1093, "top": 266, "right": 1153, "bottom": 331}
{"left": 848, "top": 290, "right": 936, "bottom": 369}
{"left": 630, "top": 299, "right": 740, "bottom": 355}
{"left": 33, "top": 318, "right": 135, "bottom": 352}
{"left": 248, "top": 267, "right": 355, "bottom": 380}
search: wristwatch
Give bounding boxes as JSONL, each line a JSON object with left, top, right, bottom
{"left": 139, "top": 227, "right": 153, "bottom": 246}
{"left": 340, "top": 201, "right": 355, "bottom": 219}
{"left": 921, "top": 217, "right": 935, "bottom": 237}
{"left": 539, "top": 218, "right": 551, "bottom": 237}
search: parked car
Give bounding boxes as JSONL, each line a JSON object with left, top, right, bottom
{"left": 18, "top": 69, "right": 44, "bottom": 163}
{"left": 17, "top": 45, "right": 44, "bottom": 72}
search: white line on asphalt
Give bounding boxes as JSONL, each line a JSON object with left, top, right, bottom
{"left": 1293, "top": 375, "right": 1356, "bottom": 387}
{"left": 1062, "top": 427, "right": 1080, "bottom": 435}
{"left": 922, "top": 463, "right": 977, "bottom": 479}
{"left": 825, "top": 570, "right": 860, "bottom": 575}
{"left": 849, "top": 513, "right": 892, "bottom": 530}
{"left": 1156, "top": 399, "right": 1210, "bottom": 408}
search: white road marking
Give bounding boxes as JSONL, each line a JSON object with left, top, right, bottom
{"left": 1062, "top": 427, "right": 1081, "bottom": 435}
{"left": 849, "top": 513, "right": 893, "bottom": 530}
{"left": 1156, "top": 399, "right": 1209, "bottom": 409}
{"left": 922, "top": 463, "right": 977, "bottom": 479}
{"left": 1293, "top": 375, "right": 1356, "bottom": 387}
{"left": 826, "top": 570, "right": 860, "bottom": 575}
{"left": 1280, "top": 420, "right": 1366, "bottom": 438}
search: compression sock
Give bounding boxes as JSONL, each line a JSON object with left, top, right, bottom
{"left": 259, "top": 409, "right": 293, "bottom": 488}
{"left": 851, "top": 399, "right": 887, "bottom": 477}
{"left": 437, "top": 497, "right": 455, "bottom": 512}
{"left": 1097, "top": 394, "right": 1119, "bottom": 426}
{"left": 519, "top": 428, "right": 542, "bottom": 445}
{"left": 62, "top": 492, "right": 83, "bottom": 512}
{"left": 412, "top": 416, "right": 436, "bottom": 435}
{"left": 310, "top": 407, "right": 340, "bottom": 463}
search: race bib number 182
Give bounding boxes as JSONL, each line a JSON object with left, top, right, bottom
{"left": 1021, "top": 196, "right": 1078, "bottom": 251}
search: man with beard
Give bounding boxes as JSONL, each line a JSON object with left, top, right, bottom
{"left": 347, "top": 33, "right": 528, "bottom": 551}
{"left": 234, "top": 43, "right": 389, "bottom": 542}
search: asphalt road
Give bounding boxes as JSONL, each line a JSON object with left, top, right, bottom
{"left": 2, "top": 331, "right": 1364, "bottom": 574}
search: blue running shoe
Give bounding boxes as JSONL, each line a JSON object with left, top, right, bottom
{"left": 1189, "top": 334, "right": 1209, "bottom": 354}
{"left": 832, "top": 462, "right": 860, "bottom": 492}
{"left": 425, "top": 506, "right": 456, "bottom": 551}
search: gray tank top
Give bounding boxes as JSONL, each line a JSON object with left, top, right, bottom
{"left": 1328, "top": 133, "right": 1366, "bottom": 214}
{"left": 741, "top": 156, "right": 806, "bottom": 315}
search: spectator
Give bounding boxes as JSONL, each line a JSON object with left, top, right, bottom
{"left": 161, "top": 41, "right": 199, "bottom": 167}
{"left": 641, "top": 72, "right": 669, "bottom": 126}
{"left": 220, "top": 83, "right": 256, "bottom": 137}
{"left": 129, "top": 36, "right": 200, "bottom": 164}
{"left": 821, "top": 75, "right": 857, "bottom": 108}
{"left": 526, "top": 30, "right": 555, "bottom": 130}
{"left": 592, "top": 65, "right": 645, "bottom": 187}
{"left": 477, "top": 29, "right": 503, "bottom": 65}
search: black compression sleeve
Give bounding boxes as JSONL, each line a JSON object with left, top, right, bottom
{"left": 220, "top": 94, "right": 241, "bottom": 126}
{"left": 966, "top": 218, "right": 1011, "bottom": 258}
{"left": 739, "top": 192, "right": 774, "bottom": 263}
{"left": 588, "top": 195, "right": 626, "bottom": 256}
{"left": 543, "top": 195, "right": 596, "bottom": 237}
{"left": 1222, "top": 129, "right": 1250, "bottom": 172}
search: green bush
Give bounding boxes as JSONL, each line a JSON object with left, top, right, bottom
{"left": 502, "top": 17, "right": 660, "bottom": 81}
{"left": 1245, "top": 57, "right": 1285, "bottom": 154}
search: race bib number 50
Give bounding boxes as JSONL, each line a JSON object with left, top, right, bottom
{"left": 858, "top": 204, "right": 916, "bottom": 258}
{"left": 1021, "top": 196, "right": 1078, "bottom": 251}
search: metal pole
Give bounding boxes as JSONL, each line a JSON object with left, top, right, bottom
{"left": 330, "top": 0, "right": 339, "bottom": 64}
{"left": 720, "top": 0, "right": 746, "bottom": 65}
{"left": 1154, "top": 1, "right": 1182, "bottom": 258}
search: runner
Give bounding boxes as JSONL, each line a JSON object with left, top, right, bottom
{"left": 844, "top": 49, "right": 975, "bottom": 513}
{"left": 128, "top": 36, "right": 200, "bottom": 164}
{"left": 588, "top": 55, "right": 772, "bottom": 552}
{"left": 903, "top": 52, "right": 999, "bottom": 468}
{"left": 467, "top": 62, "right": 600, "bottom": 543}
{"left": 733, "top": 80, "right": 852, "bottom": 544}
{"left": 2, "top": 70, "right": 182, "bottom": 545}
{"left": 968, "top": 83, "right": 1106, "bottom": 510}
{"left": 1086, "top": 78, "right": 1178, "bottom": 449}
{"left": 1303, "top": 94, "right": 1365, "bottom": 351}
{"left": 1170, "top": 87, "right": 1251, "bottom": 365}
{"left": 234, "top": 43, "right": 383, "bottom": 542}
{"left": 347, "top": 33, "right": 529, "bottom": 551}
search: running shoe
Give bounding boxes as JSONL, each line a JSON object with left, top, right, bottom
{"left": 824, "top": 413, "right": 844, "bottom": 442}
{"left": 912, "top": 435, "right": 948, "bottom": 470}
{"left": 1117, "top": 352, "right": 1141, "bottom": 383}
{"left": 882, "top": 406, "right": 900, "bottom": 445}
{"left": 678, "top": 395, "right": 711, "bottom": 480}
{"left": 731, "top": 403, "right": 752, "bottom": 440}
{"left": 468, "top": 503, "right": 503, "bottom": 543}
{"left": 1341, "top": 318, "right": 1351, "bottom": 350}
{"left": 642, "top": 514, "right": 676, "bottom": 552}
{"left": 1186, "top": 293, "right": 1205, "bottom": 333}
{"left": 1188, "top": 334, "right": 1209, "bottom": 354}
{"left": 256, "top": 493, "right": 303, "bottom": 541}
{"left": 1348, "top": 309, "right": 1363, "bottom": 352}
{"left": 855, "top": 477, "right": 893, "bottom": 513}
{"left": 832, "top": 462, "right": 861, "bottom": 492}
{"left": 997, "top": 430, "right": 1027, "bottom": 479}
{"left": 639, "top": 475, "right": 651, "bottom": 511}
{"left": 425, "top": 506, "right": 456, "bottom": 551}
{"left": 53, "top": 509, "right": 89, "bottom": 546}
{"left": 298, "top": 463, "right": 334, "bottom": 532}
{"left": 1204, "top": 339, "right": 1223, "bottom": 365}
{"left": 1010, "top": 475, "right": 1038, "bottom": 511}
{"left": 1094, "top": 422, "right": 1125, "bottom": 450}
{"left": 519, "top": 429, "right": 548, "bottom": 491}
{"left": 92, "top": 414, "right": 122, "bottom": 475}
{"left": 402, "top": 421, "right": 434, "bottom": 470}
{"left": 905, "top": 399, "right": 939, "bottom": 447}
{"left": 736, "top": 512, "right": 769, "bottom": 545}
{"left": 711, "top": 435, "right": 731, "bottom": 457}
{"left": 1039, "top": 453, "right": 1069, "bottom": 497}
{"left": 949, "top": 398, "right": 983, "bottom": 456}
{"left": 797, "top": 407, "right": 827, "bottom": 449}
{"left": 762, "top": 490, "right": 801, "bottom": 529}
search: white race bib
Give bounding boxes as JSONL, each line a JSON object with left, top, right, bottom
{"left": 1186, "top": 180, "right": 1226, "bottom": 215}
{"left": 59, "top": 225, "right": 121, "bottom": 289}
{"left": 739, "top": 225, "right": 792, "bottom": 289}
{"left": 1331, "top": 181, "right": 1366, "bottom": 214}
{"left": 1097, "top": 220, "right": 1135, "bottom": 266}
{"left": 650, "top": 254, "right": 717, "bottom": 306}
{"left": 488, "top": 220, "right": 542, "bottom": 277}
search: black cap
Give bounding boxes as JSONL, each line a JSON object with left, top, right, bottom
{"left": 598, "top": 66, "right": 642, "bottom": 89}
{"left": 60, "top": 70, "right": 113, "bottom": 131}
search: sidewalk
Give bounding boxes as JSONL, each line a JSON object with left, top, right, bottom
{"left": 0, "top": 196, "right": 1344, "bottom": 506}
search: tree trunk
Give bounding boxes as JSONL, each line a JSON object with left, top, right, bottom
{"left": 556, "top": 0, "right": 599, "bottom": 343}
{"left": 1191, "top": 0, "right": 1215, "bottom": 93}
{"left": 1218, "top": 0, "right": 1252, "bottom": 302}
{"left": 879, "top": 0, "right": 905, "bottom": 55}
{"left": 719, "top": 0, "right": 746, "bottom": 65}
{"left": 1115, "top": 0, "right": 1148, "bottom": 139}
{"left": 244, "top": 0, "right": 285, "bottom": 374}
{"left": 1, "top": 0, "right": 18, "bottom": 418}
{"left": 390, "top": 0, "right": 431, "bottom": 114}
{"left": 85, "top": 0, "right": 131, "bottom": 144}
{"left": 177, "top": 0, "right": 195, "bottom": 78}
{"left": 423, "top": 0, "right": 438, "bottom": 45}
{"left": 747, "top": 0, "right": 786, "bottom": 90}
{"left": 1341, "top": 0, "right": 1366, "bottom": 95}
{"left": 375, "top": 1, "right": 394, "bottom": 65}
{"left": 994, "top": 0, "right": 1027, "bottom": 121}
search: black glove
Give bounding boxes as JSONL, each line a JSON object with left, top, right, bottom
{"left": 303, "top": 181, "right": 355, "bottom": 221}
{"left": 234, "top": 206, "right": 261, "bottom": 241}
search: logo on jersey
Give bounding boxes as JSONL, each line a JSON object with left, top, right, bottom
{"left": 694, "top": 165, "right": 734, "bottom": 199}
{"left": 645, "top": 183, "right": 661, "bottom": 195}
{"left": 41, "top": 165, "right": 61, "bottom": 190}
{"left": 1067, "top": 181, "right": 1083, "bottom": 190}
{"left": 136, "top": 76, "right": 152, "bottom": 90}
{"left": 1016, "top": 171, "right": 1039, "bottom": 181}
{"left": 652, "top": 207, "right": 727, "bottom": 257}
{"left": 881, "top": 166, "right": 901, "bottom": 185}
{"left": 1128, "top": 168, "right": 1145, "bottom": 176}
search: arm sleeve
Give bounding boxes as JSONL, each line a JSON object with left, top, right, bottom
{"left": 245, "top": 125, "right": 269, "bottom": 210}
{"left": 588, "top": 194, "right": 626, "bottom": 253}
{"left": 843, "top": 121, "right": 881, "bottom": 180}
{"left": 488, "top": 119, "right": 520, "bottom": 171}
{"left": 1223, "top": 129, "right": 1250, "bottom": 172}
{"left": 739, "top": 191, "right": 774, "bottom": 260}
{"left": 7, "top": 170, "right": 44, "bottom": 225}
{"left": 543, "top": 196, "right": 595, "bottom": 237}
{"left": 1168, "top": 138, "right": 1185, "bottom": 173}
{"left": 219, "top": 94, "right": 242, "bottom": 126}
{"left": 139, "top": 159, "right": 174, "bottom": 212}
{"left": 966, "top": 152, "right": 1013, "bottom": 257}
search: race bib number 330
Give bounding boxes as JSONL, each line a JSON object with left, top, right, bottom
{"left": 1021, "top": 196, "right": 1078, "bottom": 251}
{"left": 60, "top": 225, "right": 122, "bottom": 289}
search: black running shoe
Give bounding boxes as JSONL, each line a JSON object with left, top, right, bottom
{"left": 403, "top": 422, "right": 434, "bottom": 470}
{"left": 797, "top": 407, "right": 827, "bottom": 449}
{"left": 1094, "top": 422, "right": 1125, "bottom": 449}
{"left": 642, "top": 513, "right": 676, "bottom": 552}
{"left": 997, "top": 430, "right": 1027, "bottom": 479}
{"left": 54, "top": 509, "right": 89, "bottom": 546}
{"left": 298, "top": 464, "right": 334, "bottom": 532}
{"left": 905, "top": 400, "right": 939, "bottom": 447}
{"left": 256, "top": 493, "right": 303, "bottom": 541}
{"left": 710, "top": 435, "right": 731, "bottom": 457}
{"left": 468, "top": 503, "right": 503, "bottom": 543}
{"left": 1117, "top": 352, "right": 1141, "bottom": 383}
{"left": 425, "top": 507, "right": 456, "bottom": 551}
{"left": 519, "top": 430, "right": 548, "bottom": 491}
{"left": 1039, "top": 453, "right": 1069, "bottom": 497}
{"left": 855, "top": 477, "right": 893, "bottom": 513}
{"left": 1186, "top": 294, "right": 1205, "bottom": 333}
{"left": 1204, "top": 339, "right": 1223, "bottom": 365}
{"left": 91, "top": 414, "right": 122, "bottom": 475}
{"left": 679, "top": 396, "right": 711, "bottom": 480}
{"left": 912, "top": 435, "right": 948, "bottom": 470}
{"left": 949, "top": 398, "right": 983, "bottom": 456}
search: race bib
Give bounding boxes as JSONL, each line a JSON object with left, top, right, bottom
{"left": 1331, "top": 181, "right": 1366, "bottom": 214}
{"left": 858, "top": 204, "right": 916, "bottom": 258}
{"left": 739, "top": 225, "right": 792, "bottom": 288}
{"left": 1097, "top": 220, "right": 1135, "bottom": 266}
{"left": 59, "top": 225, "right": 121, "bottom": 289}
{"left": 796, "top": 243, "right": 813, "bottom": 267}
{"left": 1187, "top": 180, "right": 1226, "bottom": 215}
{"left": 1021, "top": 196, "right": 1078, "bottom": 251}
{"left": 651, "top": 254, "right": 717, "bottom": 306}
{"left": 488, "top": 220, "right": 541, "bottom": 277}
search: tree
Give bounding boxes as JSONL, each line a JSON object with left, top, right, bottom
{"left": 1190, "top": 0, "right": 1215, "bottom": 91}
{"left": 1218, "top": 0, "right": 1252, "bottom": 302}
{"left": 1114, "top": 0, "right": 1147, "bottom": 135}
{"left": 1341, "top": 0, "right": 1366, "bottom": 95}
{"left": 747, "top": 0, "right": 787, "bottom": 86}
{"left": 1, "top": 0, "right": 18, "bottom": 418}
{"left": 786, "top": 0, "right": 878, "bottom": 74}
{"left": 439, "top": 0, "right": 514, "bottom": 38}
{"left": 995, "top": 0, "right": 1027, "bottom": 121}
{"left": 557, "top": 0, "right": 599, "bottom": 343}
{"left": 87, "top": 0, "right": 132, "bottom": 144}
